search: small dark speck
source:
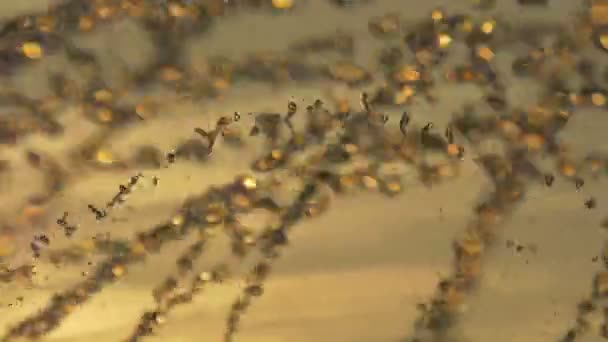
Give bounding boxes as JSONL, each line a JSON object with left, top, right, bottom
{"left": 544, "top": 173, "right": 554, "bottom": 187}
{"left": 575, "top": 177, "right": 584, "bottom": 191}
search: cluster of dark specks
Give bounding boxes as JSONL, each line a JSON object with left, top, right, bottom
{"left": 56, "top": 212, "right": 78, "bottom": 237}
{"left": 84, "top": 173, "right": 145, "bottom": 224}
{"left": 1, "top": 1, "right": 608, "bottom": 342}
{"left": 394, "top": 4, "right": 608, "bottom": 341}
{"left": 1, "top": 85, "right": 464, "bottom": 341}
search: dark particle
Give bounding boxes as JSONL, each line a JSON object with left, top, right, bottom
{"left": 544, "top": 174, "right": 554, "bottom": 187}
{"left": 399, "top": 111, "right": 410, "bottom": 137}
{"left": 25, "top": 151, "right": 42, "bottom": 168}
{"left": 574, "top": 178, "right": 584, "bottom": 190}
{"left": 166, "top": 152, "right": 176, "bottom": 164}
{"left": 87, "top": 204, "right": 107, "bottom": 220}
{"left": 245, "top": 284, "right": 264, "bottom": 297}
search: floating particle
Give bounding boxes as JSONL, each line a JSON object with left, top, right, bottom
{"left": 166, "top": 152, "right": 176, "bottom": 164}
{"left": 393, "top": 86, "right": 415, "bottom": 105}
{"left": 239, "top": 175, "right": 257, "bottom": 190}
{"left": 245, "top": 284, "right": 264, "bottom": 297}
{"left": 393, "top": 64, "right": 421, "bottom": 83}
{"left": 422, "top": 122, "right": 434, "bottom": 134}
{"left": 591, "top": 91, "right": 607, "bottom": 106}
{"left": 272, "top": 0, "right": 294, "bottom": 9}
{"left": 286, "top": 101, "right": 297, "bottom": 119}
{"left": 359, "top": 92, "right": 371, "bottom": 113}
{"left": 79, "top": 15, "right": 95, "bottom": 32}
{"left": 599, "top": 34, "right": 608, "bottom": 51}
{"left": 30, "top": 235, "right": 50, "bottom": 258}
{"left": 544, "top": 174, "right": 555, "bottom": 187}
{"left": 446, "top": 143, "right": 461, "bottom": 158}
{"left": 21, "top": 41, "right": 44, "bottom": 59}
{"left": 480, "top": 19, "right": 495, "bottom": 35}
{"left": 112, "top": 264, "right": 126, "bottom": 278}
{"left": 476, "top": 45, "right": 495, "bottom": 61}
{"left": 64, "top": 225, "right": 77, "bottom": 237}
{"left": 437, "top": 33, "right": 453, "bottom": 49}
{"left": 585, "top": 197, "right": 597, "bottom": 209}
{"left": 93, "top": 89, "right": 113, "bottom": 103}
{"left": 574, "top": 178, "right": 585, "bottom": 190}
{"left": 129, "top": 174, "right": 142, "bottom": 186}
{"left": 95, "top": 149, "right": 116, "bottom": 165}
{"left": 56, "top": 212, "right": 68, "bottom": 226}
{"left": 559, "top": 161, "right": 577, "bottom": 178}
{"left": 25, "top": 151, "right": 42, "bottom": 168}
{"left": 95, "top": 108, "right": 114, "bottom": 124}
{"left": 88, "top": 204, "right": 107, "bottom": 220}
{"left": 430, "top": 8, "right": 444, "bottom": 22}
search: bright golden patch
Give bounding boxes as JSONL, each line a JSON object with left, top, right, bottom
{"left": 22, "top": 42, "right": 44, "bottom": 59}
{"left": 272, "top": 0, "right": 294, "bottom": 9}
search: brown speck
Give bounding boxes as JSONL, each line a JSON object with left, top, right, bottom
{"left": 575, "top": 177, "right": 584, "bottom": 190}
{"left": 544, "top": 174, "right": 554, "bottom": 187}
